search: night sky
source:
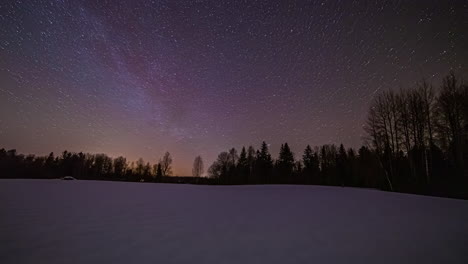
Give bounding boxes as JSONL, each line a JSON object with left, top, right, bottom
{"left": 1, "top": 0, "right": 467, "bottom": 175}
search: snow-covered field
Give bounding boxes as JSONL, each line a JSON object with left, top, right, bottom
{"left": 1, "top": 179, "right": 468, "bottom": 264}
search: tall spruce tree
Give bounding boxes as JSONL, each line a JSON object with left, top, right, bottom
{"left": 277, "top": 143, "right": 295, "bottom": 183}
{"left": 155, "top": 163, "right": 163, "bottom": 182}
{"left": 302, "top": 145, "right": 319, "bottom": 184}
{"left": 256, "top": 141, "right": 273, "bottom": 183}
{"left": 247, "top": 146, "right": 256, "bottom": 183}
{"left": 337, "top": 144, "right": 348, "bottom": 186}
{"left": 237, "top": 147, "right": 249, "bottom": 184}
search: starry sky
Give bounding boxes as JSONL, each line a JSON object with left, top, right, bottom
{"left": 1, "top": 0, "right": 467, "bottom": 175}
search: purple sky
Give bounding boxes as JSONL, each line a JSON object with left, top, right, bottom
{"left": 1, "top": 0, "right": 467, "bottom": 175}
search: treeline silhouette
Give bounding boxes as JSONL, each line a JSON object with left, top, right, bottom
{"left": 0, "top": 149, "right": 215, "bottom": 184}
{"left": 0, "top": 150, "right": 155, "bottom": 181}
{"left": 0, "top": 72, "right": 467, "bottom": 199}
{"left": 208, "top": 72, "right": 468, "bottom": 198}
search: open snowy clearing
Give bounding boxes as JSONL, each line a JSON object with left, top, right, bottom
{"left": 1, "top": 179, "right": 468, "bottom": 264}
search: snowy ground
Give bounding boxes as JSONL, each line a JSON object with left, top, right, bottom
{"left": 1, "top": 180, "right": 468, "bottom": 264}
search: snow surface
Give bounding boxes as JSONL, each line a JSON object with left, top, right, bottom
{"left": 1, "top": 179, "right": 468, "bottom": 264}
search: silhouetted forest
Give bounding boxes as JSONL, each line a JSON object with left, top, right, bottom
{"left": 1, "top": 73, "right": 467, "bottom": 199}
{"left": 208, "top": 72, "right": 468, "bottom": 198}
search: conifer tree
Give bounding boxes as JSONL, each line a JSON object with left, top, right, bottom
{"left": 155, "top": 163, "right": 163, "bottom": 182}
{"left": 256, "top": 141, "right": 273, "bottom": 183}
{"left": 277, "top": 143, "right": 295, "bottom": 182}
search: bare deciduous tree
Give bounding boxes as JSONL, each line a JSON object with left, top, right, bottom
{"left": 437, "top": 72, "right": 465, "bottom": 172}
{"left": 192, "top": 155, "right": 204, "bottom": 177}
{"left": 159, "top": 152, "right": 173, "bottom": 177}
